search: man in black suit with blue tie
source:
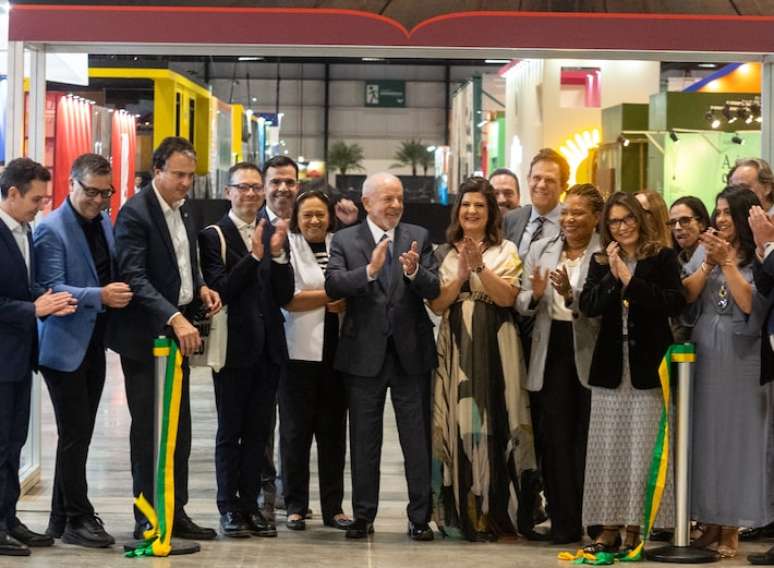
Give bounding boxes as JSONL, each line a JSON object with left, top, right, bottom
{"left": 325, "top": 172, "right": 440, "bottom": 541}
{"left": 109, "top": 137, "right": 222, "bottom": 541}
{"left": 199, "top": 161, "right": 293, "bottom": 538}
{"left": 0, "top": 158, "right": 76, "bottom": 556}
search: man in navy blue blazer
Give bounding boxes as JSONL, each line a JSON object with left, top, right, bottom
{"left": 34, "top": 154, "right": 133, "bottom": 548}
{"left": 0, "top": 158, "right": 75, "bottom": 556}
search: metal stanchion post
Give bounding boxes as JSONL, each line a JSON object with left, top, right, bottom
{"left": 646, "top": 343, "right": 717, "bottom": 564}
{"left": 124, "top": 337, "right": 200, "bottom": 556}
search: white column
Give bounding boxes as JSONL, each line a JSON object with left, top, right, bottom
{"left": 6, "top": 40, "right": 24, "bottom": 162}
{"left": 762, "top": 58, "right": 774, "bottom": 166}
{"left": 27, "top": 45, "right": 46, "bottom": 163}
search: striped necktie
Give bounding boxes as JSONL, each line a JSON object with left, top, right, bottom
{"left": 530, "top": 216, "right": 547, "bottom": 245}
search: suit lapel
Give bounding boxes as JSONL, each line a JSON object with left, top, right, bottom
{"left": 100, "top": 212, "right": 118, "bottom": 279}
{"left": 144, "top": 189, "right": 177, "bottom": 267}
{"left": 180, "top": 203, "right": 199, "bottom": 281}
{"left": 516, "top": 204, "right": 532, "bottom": 244}
{"left": 0, "top": 220, "right": 29, "bottom": 291}
{"left": 61, "top": 203, "right": 98, "bottom": 281}
{"left": 220, "top": 215, "right": 248, "bottom": 259}
{"left": 357, "top": 221, "right": 376, "bottom": 266}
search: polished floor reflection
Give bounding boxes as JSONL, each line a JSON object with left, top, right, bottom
{"left": 9, "top": 352, "right": 770, "bottom": 566}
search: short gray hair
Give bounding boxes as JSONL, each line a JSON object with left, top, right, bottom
{"left": 71, "top": 153, "right": 111, "bottom": 181}
{"left": 362, "top": 172, "right": 402, "bottom": 198}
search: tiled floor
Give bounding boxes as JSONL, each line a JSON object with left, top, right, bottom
{"left": 10, "top": 352, "right": 773, "bottom": 566}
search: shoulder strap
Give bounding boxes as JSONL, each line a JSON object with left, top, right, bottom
{"left": 206, "top": 224, "right": 227, "bottom": 264}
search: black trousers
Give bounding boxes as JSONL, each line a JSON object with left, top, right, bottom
{"left": 0, "top": 377, "right": 31, "bottom": 531}
{"left": 279, "top": 359, "right": 347, "bottom": 519}
{"left": 213, "top": 360, "right": 278, "bottom": 514}
{"left": 120, "top": 354, "right": 191, "bottom": 523}
{"left": 345, "top": 342, "right": 431, "bottom": 524}
{"left": 536, "top": 320, "right": 591, "bottom": 537}
{"left": 41, "top": 335, "right": 106, "bottom": 521}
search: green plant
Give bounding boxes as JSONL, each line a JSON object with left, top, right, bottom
{"left": 327, "top": 141, "right": 365, "bottom": 177}
{"left": 392, "top": 139, "right": 433, "bottom": 176}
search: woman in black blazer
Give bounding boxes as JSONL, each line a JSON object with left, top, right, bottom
{"left": 579, "top": 192, "right": 685, "bottom": 553}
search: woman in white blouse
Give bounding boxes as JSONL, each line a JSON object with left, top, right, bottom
{"left": 280, "top": 190, "right": 352, "bottom": 531}
{"left": 516, "top": 183, "right": 603, "bottom": 545}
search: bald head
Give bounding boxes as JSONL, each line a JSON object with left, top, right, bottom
{"left": 362, "top": 172, "right": 404, "bottom": 230}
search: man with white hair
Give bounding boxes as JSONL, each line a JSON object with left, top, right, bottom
{"left": 325, "top": 172, "right": 440, "bottom": 541}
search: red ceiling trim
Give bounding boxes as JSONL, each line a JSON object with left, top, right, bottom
{"left": 10, "top": 5, "right": 774, "bottom": 52}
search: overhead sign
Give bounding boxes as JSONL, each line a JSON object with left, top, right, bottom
{"left": 365, "top": 80, "right": 405, "bottom": 108}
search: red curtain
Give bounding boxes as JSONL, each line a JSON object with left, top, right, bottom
{"left": 110, "top": 110, "right": 137, "bottom": 221}
{"left": 52, "top": 93, "right": 93, "bottom": 208}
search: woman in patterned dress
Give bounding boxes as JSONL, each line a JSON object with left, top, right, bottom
{"left": 429, "top": 176, "right": 536, "bottom": 542}
{"left": 579, "top": 192, "right": 685, "bottom": 553}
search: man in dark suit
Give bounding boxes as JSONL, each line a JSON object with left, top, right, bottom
{"left": 325, "top": 172, "right": 440, "bottom": 541}
{"left": 0, "top": 158, "right": 75, "bottom": 556}
{"left": 199, "top": 162, "right": 293, "bottom": 538}
{"left": 257, "top": 155, "right": 299, "bottom": 518}
{"left": 109, "top": 137, "right": 222, "bottom": 541}
{"left": 34, "top": 154, "right": 132, "bottom": 548}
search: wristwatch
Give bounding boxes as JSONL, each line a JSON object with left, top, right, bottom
{"left": 472, "top": 264, "right": 484, "bottom": 273}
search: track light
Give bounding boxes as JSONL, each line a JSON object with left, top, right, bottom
{"left": 731, "top": 134, "right": 744, "bottom": 145}
{"left": 722, "top": 105, "right": 737, "bottom": 124}
{"left": 706, "top": 110, "right": 721, "bottom": 129}
{"left": 616, "top": 134, "right": 630, "bottom": 147}
{"left": 669, "top": 130, "right": 679, "bottom": 143}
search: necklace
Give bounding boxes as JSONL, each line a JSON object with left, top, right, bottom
{"left": 717, "top": 282, "right": 729, "bottom": 310}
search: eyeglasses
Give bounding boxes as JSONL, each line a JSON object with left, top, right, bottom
{"left": 666, "top": 216, "right": 700, "bottom": 228}
{"left": 607, "top": 213, "right": 637, "bottom": 230}
{"left": 75, "top": 179, "right": 114, "bottom": 200}
{"left": 227, "top": 183, "right": 264, "bottom": 193}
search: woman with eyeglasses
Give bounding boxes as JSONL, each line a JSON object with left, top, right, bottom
{"left": 579, "top": 192, "right": 685, "bottom": 554}
{"left": 429, "top": 177, "right": 536, "bottom": 542}
{"left": 516, "top": 183, "right": 603, "bottom": 545}
{"left": 681, "top": 185, "right": 772, "bottom": 558}
{"left": 279, "top": 190, "right": 352, "bottom": 532}
{"left": 668, "top": 197, "right": 711, "bottom": 266}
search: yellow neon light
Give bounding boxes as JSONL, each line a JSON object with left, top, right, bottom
{"left": 559, "top": 128, "right": 600, "bottom": 186}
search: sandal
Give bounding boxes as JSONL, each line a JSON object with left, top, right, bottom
{"left": 717, "top": 526, "right": 738, "bottom": 558}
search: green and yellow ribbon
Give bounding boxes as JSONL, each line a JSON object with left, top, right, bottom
{"left": 125, "top": 338, "right": 184, "bottom": 558}
{"left": 559, "top": 343, "right": 696, "bottom": 564}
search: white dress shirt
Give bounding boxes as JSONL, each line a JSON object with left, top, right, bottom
{"left": 229, "top": 209, "right": 255, "bottom": 252}
{"left": 0, "top": 206, "right": 30, "bottom": 279}
{"left": 152, "top": 181, "right": 193, "bottom": 306}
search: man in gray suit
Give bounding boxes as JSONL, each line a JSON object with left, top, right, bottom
{"left": 502, "top": 147, "right": 570, "bottom": 538}
{"left": 325, "top": 173, "right": 440, "bottom": 541}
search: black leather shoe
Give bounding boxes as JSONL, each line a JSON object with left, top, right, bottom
{"left": 346, "top": 519, "right": 374, "bottom": 539}
{"left": 323, "top": 516, "right": 354, "bottom": 530}
{"left": 133, "top": 521, "right": 152, "bottom": 540}
{"left": 649, "top": 529, "right": 673, "bottom": 542}
{"left": 62, "top": 515, "right": 115, "bottom": 548}
{"left": 743, "top": 522, "right": 774, "bottom": 542}
{"left": 522, "top": 526, "right": 552, "bottom": 541}
{"left": 172, "top": 511, "right": 216, "bottom": 541}
{"left": 46, "top": 514, "right": 66, "bottom": 539}
{"left": 0, "top": 532, "right": 30, "bottom": 556}
{"left": 286, "top": 517, "right": 306, "bottom": 531}
{"left": 582, "top": 534, "right": 622, "bottom": 555}
{"left": 9, "top": 520, "right": 53, "bottom": 547}
{"left": 749, "top": 545, "right": 774, "bottom": 565}
{"left": 219, "top": 512, "right": 250, "bottom": 538}
{"left": 408, "top": 521, "right": 434, "bottom": 541}
{"left": 246, "top": 511, "right": 277, "bottom": 537}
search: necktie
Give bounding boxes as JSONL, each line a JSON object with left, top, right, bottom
{"left": 530, "top": 216, "right": 546, "bottom": 245}
{"left": 378, "top": 234, "right": 393, "bottom": 289}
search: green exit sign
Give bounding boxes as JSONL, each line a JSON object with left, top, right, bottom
{"left": 365, "top": 80, "right": 406, "bottom": 108}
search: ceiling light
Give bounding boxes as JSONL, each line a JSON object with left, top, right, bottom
{"left": 698, "top": 63, "right": 718, "bottom": 69}
{"left": 362, "top": 57, "right": 385, "bottom": 62}
{"left": 616, "top": 135, "right": 630, "bottom": 147}
{"left": 485, "top": 59, "right": 510, "bottom": 64}
{"left": 669, "top": 130, "right": 679, "bottom": 143}
{"left": 731, "top": 134, "right": 744, "bottom": 145}
{"left": 238, "top": 56, "right": 263, "bottom": 61}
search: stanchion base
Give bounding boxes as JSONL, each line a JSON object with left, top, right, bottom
{"left": 645, "top": 544, "right": 720, "bottom": 564}
{"left": 123, "top": 538, "right": 201, "bottom": 556}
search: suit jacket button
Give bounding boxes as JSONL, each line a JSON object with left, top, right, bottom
{"left": 572, "top": 312, "right": 579, "bottom": 319}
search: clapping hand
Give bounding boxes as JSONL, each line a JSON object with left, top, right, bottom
{"left": 270, "top": 219, "right": 289, "bottom": 258}
{"left": 457, "top": 246, "right": 471, "bottom": 282}
{"left": 399, "top": 241, "right": 419, "bottom": 276}
{"left": 530, "top": 265, "right": 549, "bottom": 300}
{"left": 251, "top": 219, "right": 266, "bottom": 260}
{"left": 550, "top": 265, "right": 572, "bottom": 299}
{"left": 367, "top": 237, "right": 390, "bottom": 279}
{"left": 462, "top": 237, "right": 484, "bottom": 272}
{"left": 700, "top": 228, "right": 733, "bottom": 266}
{"left": 748, "top": 205, "right": 774, "bottom": 255}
